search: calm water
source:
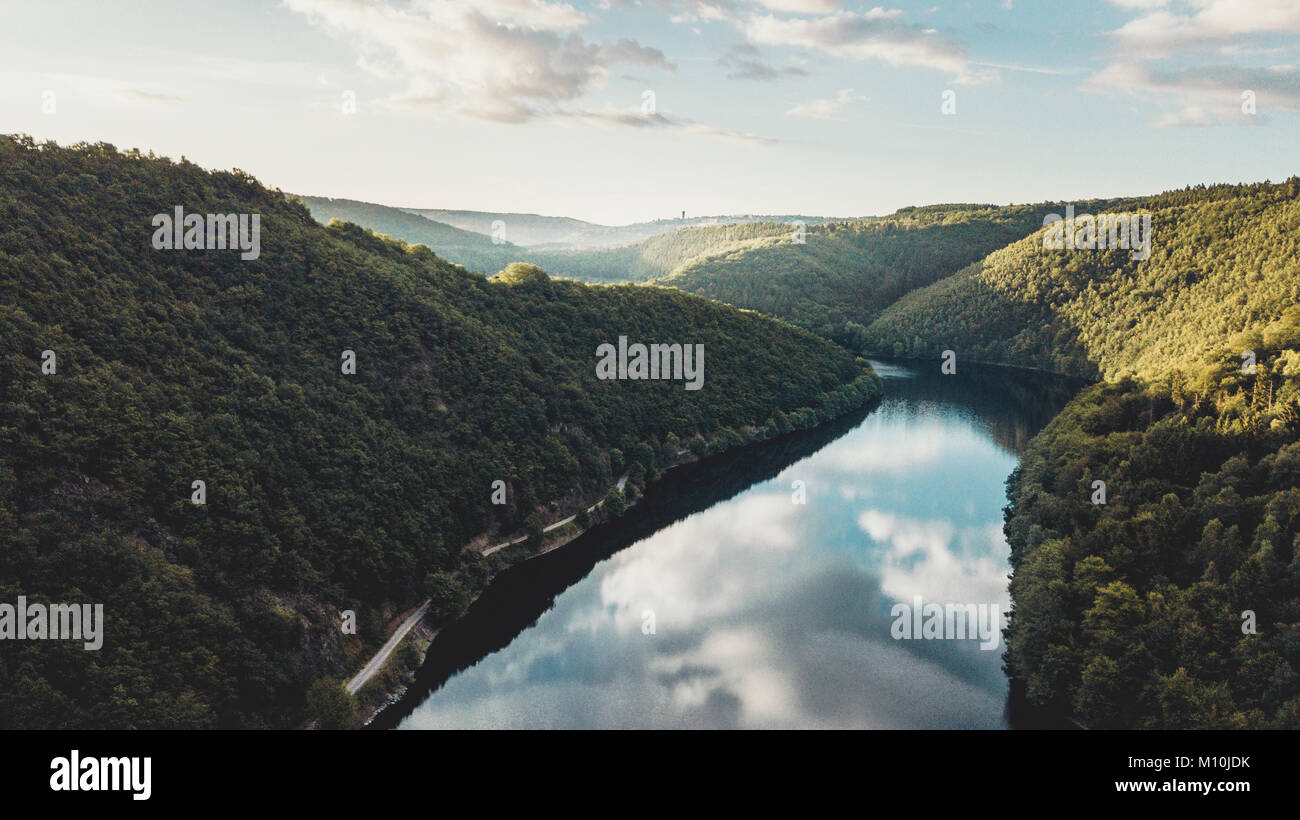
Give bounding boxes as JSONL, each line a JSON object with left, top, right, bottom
{"left": 389, "top": 360, "right": 1079, "bottom": 729}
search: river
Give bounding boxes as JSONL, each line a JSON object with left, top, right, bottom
{"left": 382, "top": 360, "right": 1081, "bottom": 729}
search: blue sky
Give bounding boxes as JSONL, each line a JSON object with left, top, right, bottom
{"left": 2, "top": 0, "right": 1298, "bottom": 224}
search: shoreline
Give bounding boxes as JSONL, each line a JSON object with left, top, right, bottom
{"left": 862, "top": 352, "right": 1101, "bottom": 382}
{"left": 349, "top": 378, "right": 885, "bottom": 728}
{"left": 349, "top": 448, "right": 700, "bottom": 727}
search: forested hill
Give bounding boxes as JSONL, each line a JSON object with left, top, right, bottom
{"left": 648, "top": 202, "right": 1122, "bottom": 348}
{"left": 863, "top": 181, "right": 1300, "bottom": 379}
{"left": 545, "top": 220, "right": 804, "bottom": 283}
{"left": 298, "top": 195, "right": 802, "bottom": 283}
{"left": 0, "top": 135, "right": 880, "bottom": 728}
{"left": 859, "top": 180, "right": 1300, "bottom": 727}
{"left": 298, "top": 195, "right": 527, "bottom": 276}
{"left": 401, "top": 207, "right": 597, "bottom": 247}
{"left": 401, "top": 207, "right": 846, "bottom": 249}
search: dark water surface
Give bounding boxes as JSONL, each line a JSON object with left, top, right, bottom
{"left": 384, "top": 360, "right": 1080, "bottom": 729}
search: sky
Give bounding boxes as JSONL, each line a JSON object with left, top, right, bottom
{"left": 1, "top": 0, "right": 1298, "bottom": 225}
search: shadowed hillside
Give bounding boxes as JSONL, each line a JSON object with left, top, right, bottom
{"left": 0, "top": 135, "right": 880, "bottom": 728}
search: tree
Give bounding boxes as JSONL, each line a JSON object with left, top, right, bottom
{"left": 603, "top": 487, "right": 627, "bottom": 518}
{"left": 423, "top": 571, "right": 470, "bottom": 621}
{"left": 1074, "top": 654, "right": 1122, "bottom": 727}
{"left": 524, "top": 513, "right": 546, "bottom": 551}
{"left": 307, "top": 678, "right": 356, "bottom": 730}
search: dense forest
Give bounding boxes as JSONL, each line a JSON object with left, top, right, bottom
{"left": 1004, "top": 324, "right": 1300, "bottom": 727}
{"left": 0, "top": 135, "right": 880, "bottom": 728}
{"left": 5, "top": 130, "right": 1296, "bottom": 730}
{"left": 650, "top": 203, "right": 1101, "bottom": 347}
{"left": 860, "top": 181, "right": 1300, "bottom": 727}
{"left": 862, "top": 181, "right": 1300, "bottom": 378}
{"left": 553, "top": 220, "right": 804, "bottom": 282}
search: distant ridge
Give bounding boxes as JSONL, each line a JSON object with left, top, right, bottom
{"left": 401, "top": 207, "right": 859, "bottom": 249}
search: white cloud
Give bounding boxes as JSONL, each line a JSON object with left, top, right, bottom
{"left": 756, "top": 0, "right": 844, "bottom": 11}
{"left": 745, "top": 9, "right": 996, "bottom": 84}
{"left": 1091, "top": 0, "right": 1300, "bottom": 128}
{"left": 1109, "top": 0, "right": 1300, "bottom": 56}
{"left": 785, "top": 87, "right": 862, "bottom": 119}
{"left": 626, "top": 3, "right": 993, "bottom": 86}
{"left": 858, "top": 509, "right": 1009, "bottom": 607}
{"left": 718, "top": 42, "right": 809, "bottom": 80}
{"left": 598, "top": 493, "right": 800, "bottom": 634}
{"left": 859, "top": 509, "right": 953, "bottom": 557}
{"left": 564, "top": 107, "right": 782, "bottom": 144}
{"left": 285, "top": 0, "right": 673, "bottom": 123}
{"left": 1085, "top": 61, "right": 1300, "bottom": 125}
{"left": 1151, "top": 105, "right": 1220, "bottom": 127}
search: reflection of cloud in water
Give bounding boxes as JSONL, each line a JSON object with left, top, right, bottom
{"left": 403, "top": 495, "right": 1008, "bottom": 728}
{"left": 864, "top": 360, "right": 917, "bottom": 380}
{"left": 797, "top": 424, "right": 945, "bottom": 475}
{"left": 598, "top": 492, "right": 800, "bottom": 635}
{"left": 858, "top": 510, "right": 1010, "bottom": 607}
{"left": 786, "top": 412, "right": 992, "bottom": 483}
{"left": 400, "top": 368, "right": 1047, "bottom": 730}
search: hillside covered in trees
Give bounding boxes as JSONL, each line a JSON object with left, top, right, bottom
{"left": 1004, "top": 333, "right": 1300, "bottom": 728}
{"left": 5, "top": 130, "right": 1295, "bottom": 730}
{"left": 568, "top": 175, "right": 1300, "bottom": 729}
{"left": 861, "top": 181, "right": 1300, "bottom": 727}
{"left": 298, "top": 195, "right": 530, "bottom": 277}
{"left": 650, "top": 203, "right": 1102, "bottom": 348}
{"left": 0, "top": 135, "right": 880, "bottom": 728}
{"left": 862, "top": 182, "right": 1300, "bottom": 378}
{"left": 401, "top": 206, "right": 845, "bottom": 249}
{"left": 626, "top": 176, "right": 1300, "bottom": 727}
{"left": 550, "top": 220, "right": 804, "bottom": 283}
{"left": 299, "top": 195, "right": 806, "bottom": 283}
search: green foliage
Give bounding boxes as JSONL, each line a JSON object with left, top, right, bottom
{"left": 491, "top": 262, "right": 550, "bottom": 287}
{"left": 651, "top": 203, "right": 1092, "bottom": 346}
{"left": 628, "top": 461, "right": 646, "bottom": 489}
{"left": 603, "top": 487, "right": 626, "bottom": 518}
{"left": 0, "top": 135, "right": 881, "bottom": 728}
{"left": 865, "top": 181, "right": 1300, "bottom": 380}
{"left": 298, "top": 197, "right": 805, "bottom": 283}
{"left": 423, "top": 572, "right": 469, "bottom": 621}
{"left": 306, "top": 678, "right": 356, "bottom": 730}
{"left": 688, "top": 436, "right": 710, "bottom": 458}
{"left": 559, "top": 221, "right": 803, "bottom": 283}
{"left": 298, "top": 196, "right": 525, "bottom": 275}
{"left": 524, "top": 512, "right": 546, "bottom": 551}
{"left": 1005, "top": 338, "right": 1300, "bottom": 727}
